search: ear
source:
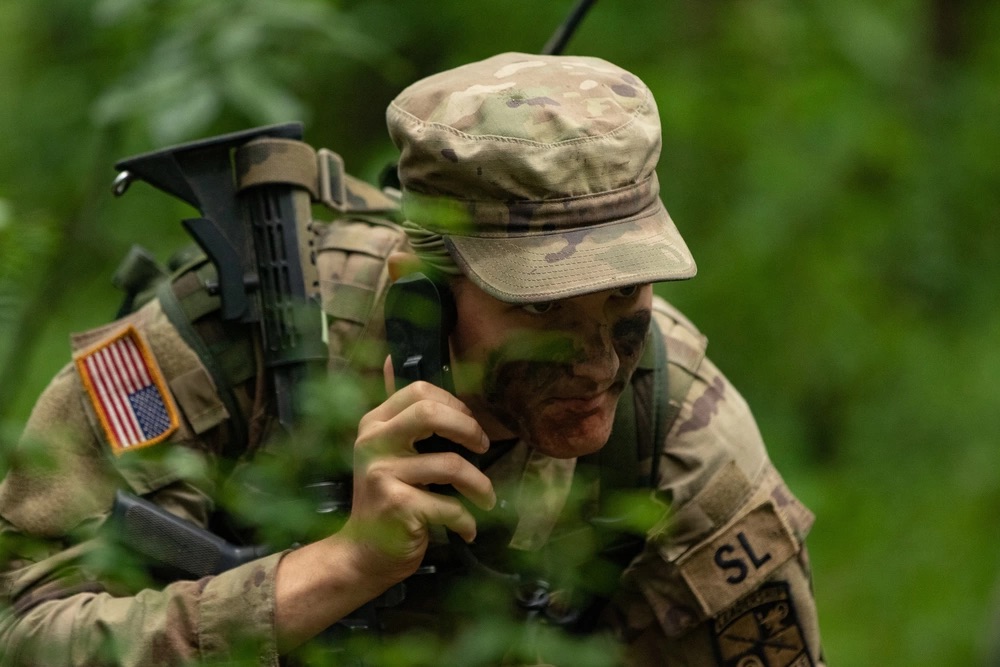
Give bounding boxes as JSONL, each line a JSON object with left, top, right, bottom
{"left": 387, "top": 251, "right": 423, "bottom": 283}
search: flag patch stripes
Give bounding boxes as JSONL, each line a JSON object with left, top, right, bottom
{"left": 74, "top": 325, "right": 179, "bottom": 454}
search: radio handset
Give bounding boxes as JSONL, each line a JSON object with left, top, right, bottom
{"left": 384, "top": 273, "right": 480, "bottom": 468}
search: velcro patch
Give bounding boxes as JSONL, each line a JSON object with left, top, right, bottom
{"left": 676, "top": 500, "right": 798, "bottom": 618}
{"left": 74, "top": 325, "right": 179, "bottom": 455}
{"left": 712, "top": 582, "right": 814, "bottom": 667}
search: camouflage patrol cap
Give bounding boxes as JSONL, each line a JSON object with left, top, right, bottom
{"left": 386, "top": 52, "right": 696, "bottom": 304}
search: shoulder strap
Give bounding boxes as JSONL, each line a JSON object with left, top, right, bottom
{"left": 646, "top": 315, "right": 670, "bottom": 486}
{"left": 585, "top": 316, "right": 668, "bottom": 511}
{"left": 154, "top": 258, "right": 253, "bottom": 451}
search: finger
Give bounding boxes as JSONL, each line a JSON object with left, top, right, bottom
{"left": 358, "top": 397, "right": 488, "bottom": 458}
{"left": 419, "top": 492, "right": 479, "bottom": 543}
{"left": 366, "top": 379, "right": 475, "bottom": 423}
{"left": 394, "top": 453, "right": 496, "bottom": 511}
{"left": 397, "top": 400, "right": 490, "bottom": 455}
{"left": 356, "top": 470, "right": 480, "bottom": 545}
{"left": 383, "top": 355, "right": 394, "bottom": 396}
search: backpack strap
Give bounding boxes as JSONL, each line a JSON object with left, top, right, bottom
{"left": 578, "top": 315, "right": 667, "bottom": 525}
{"left": 111, "top": 246, "right": 169, "bottom": 319}
{"left": 646, "top": 314, "right": 670, "bottom": 487}
{"left": 154, "top": 257, "right": 254, "bottom": 452}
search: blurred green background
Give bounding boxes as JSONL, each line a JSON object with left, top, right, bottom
{"left": 1, "top": 0, "right": 998, "bottom": 664}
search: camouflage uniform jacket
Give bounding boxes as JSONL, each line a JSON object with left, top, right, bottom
{"left": 0, "top": 221, "right": 823, "bottom": 666}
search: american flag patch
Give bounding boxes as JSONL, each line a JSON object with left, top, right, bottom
{"left": 74, "top": 325, "right": 179, "bottom": 455}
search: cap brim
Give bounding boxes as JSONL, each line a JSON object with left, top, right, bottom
{"left": 444, "top": 199, "right": 696, "bottom": 304}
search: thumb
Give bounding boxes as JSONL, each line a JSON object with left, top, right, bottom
{"left": 383, "top": 355, "right": 396, "bottom": 396}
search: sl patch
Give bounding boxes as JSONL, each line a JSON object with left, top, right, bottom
{"left": 676, "top": 500, "right": 798, "bottom": 618}
{"left": 74, "top": 325, "right": 179, "bottom": 455}
{"left": 712, "top": 582, "right": 813, "bottom": 667}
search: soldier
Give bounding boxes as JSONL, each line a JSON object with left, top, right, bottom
{"left": 0, "top": 53, "right": 823, "bottom": 665}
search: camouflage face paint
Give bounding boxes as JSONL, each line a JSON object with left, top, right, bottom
{"left": 481, "top": 308, "right": 652, "bottom": 458}
{"left": 612, "top": 308, "right": 652, "bottom": 362}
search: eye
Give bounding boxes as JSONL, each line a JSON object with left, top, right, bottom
{"left": 613, "top": 284, "right": 639, "bottom": 298}
{"left": 521, "top": 301, "right": 556, "bottom": 315}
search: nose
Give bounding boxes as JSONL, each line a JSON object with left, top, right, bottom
{"left": 570, "top": 320, "right": 620, "bottom": 387}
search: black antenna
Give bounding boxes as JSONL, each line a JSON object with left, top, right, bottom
{"left": 542, "top": 0, "right": 597, "bottom": 55}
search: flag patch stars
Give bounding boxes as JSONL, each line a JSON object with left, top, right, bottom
{"left": 74, "top": 325, "right": 179, "bottom": 455}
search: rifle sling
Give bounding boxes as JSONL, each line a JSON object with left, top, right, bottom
{"left": 235, "top": 138, "right": 398, "bottom": 214}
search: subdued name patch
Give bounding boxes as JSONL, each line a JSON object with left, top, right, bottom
{"left": 74, "top": 325, "right": 179, "bottom": 455}
{"left": 676, "top": 500, "right": 798, "bottom": 618}
{"left": 711, "top": 582, "right": 813, "bottom": 667}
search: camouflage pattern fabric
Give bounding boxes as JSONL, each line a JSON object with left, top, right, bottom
{"left": 387, "top": 52, "right": 696, "bottom": 304}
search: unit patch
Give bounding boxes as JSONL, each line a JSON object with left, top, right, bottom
{"left": 676, "top": 500, "right": 798, "bottom": 617}
{"left": 711, "top": 582, "right": 813, "bottom": 667}
{"left": 74, "top": 325, "right": 179, "bottom": 454}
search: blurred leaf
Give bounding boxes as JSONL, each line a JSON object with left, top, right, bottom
{"left": 221, "top": 63, "right": 307, "bottom": 127}
{"left": 91, "top": 0, "right": 407, "bottom": 143}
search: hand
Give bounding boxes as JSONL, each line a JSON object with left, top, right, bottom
{"left": 338, "top": 361, "right": 495, "bottom": 585}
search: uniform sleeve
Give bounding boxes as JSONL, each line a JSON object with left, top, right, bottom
{"left": 0, "top": 544, "right": 284, "bottom": 667}
{"left": 601, "top": 306, "right": 825, "bottom": 665}
{"left": 0, "top": 301, "right": 283, "bottom": 667}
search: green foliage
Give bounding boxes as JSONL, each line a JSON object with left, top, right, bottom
{"left": 1, "top": 1, "right": 998, "bottom": 665}
{"left": 219, "top": 372, "right": 368, "bottom": 547}
{"left": 90, "top": 0, "right": 408, "bottom": 144}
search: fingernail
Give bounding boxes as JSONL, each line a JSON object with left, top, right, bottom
{"left": 480, "top": 433, "right": 490, "bottom": 453}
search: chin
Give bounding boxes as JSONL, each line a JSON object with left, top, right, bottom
{"left": 506, "top": 396, "right": 617, "bottom": 458}
{"left": 532, "top": 438, "right": 607, "bottom": 459}
{"left": 527, "top": 419, "right": 615, "bottom": 459}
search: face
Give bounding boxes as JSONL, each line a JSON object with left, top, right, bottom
{"left": 448, "top": 279, "right": 653, "bottom": 459}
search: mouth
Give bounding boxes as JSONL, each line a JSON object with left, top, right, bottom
{"left": 545, "top": 385, "right": 620, "bottom": 414}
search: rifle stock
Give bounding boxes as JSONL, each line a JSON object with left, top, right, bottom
{"left": 113, "top": 122, "right": 327, "bottom": 430}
